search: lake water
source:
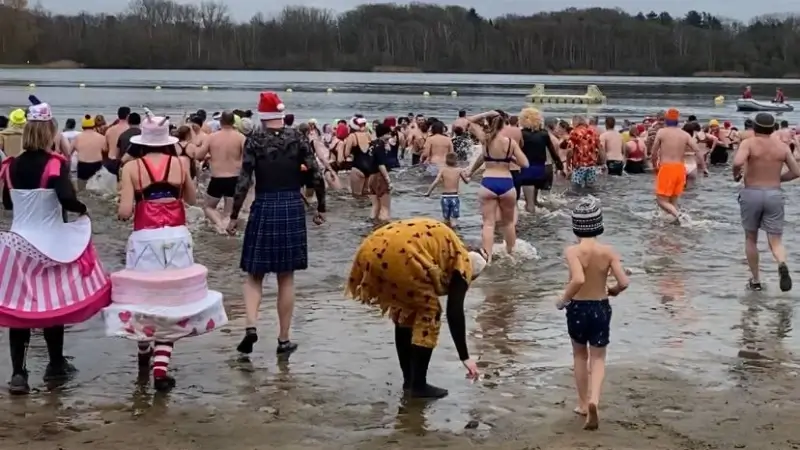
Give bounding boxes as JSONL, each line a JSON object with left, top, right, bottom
{"left": 0, "top": 69, "right": 798, "bottom": 125}
{"left": 0, "top": 70, "right": 797, "bottom": 435}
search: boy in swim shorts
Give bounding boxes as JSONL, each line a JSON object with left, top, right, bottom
{"left": 424, "top": 153, "right": 468, "bottom": 227}
{"left": 556, "top": 198, "right": 629, "bottom": 430}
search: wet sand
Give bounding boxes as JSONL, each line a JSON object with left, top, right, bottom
{"left": 1, "top": 362, "right": 799, "bottom": 449}
{"left": 1, "top": 163, "right": 800, "bottom": 447}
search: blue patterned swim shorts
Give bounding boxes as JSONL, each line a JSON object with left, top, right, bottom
{"left": 565, "top": 299, "right": 612, "bottom": 347}
{"left": 440, "top": 194, "right": 461, "bottom": 220}
{"left": 571, "top": 166, "right": 598, "bottom": 187}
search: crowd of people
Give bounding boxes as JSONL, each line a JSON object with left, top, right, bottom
{"left": 0, "top": 90, "right": 798, "bottom": 432}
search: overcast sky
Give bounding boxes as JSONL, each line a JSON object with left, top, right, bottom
{"left": 33, "top": 0, "right": 796, "bottom": 23}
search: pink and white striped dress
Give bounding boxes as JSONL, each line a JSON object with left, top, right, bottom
{"left": 0, "top": 154, "right": 111, "bottom": 329}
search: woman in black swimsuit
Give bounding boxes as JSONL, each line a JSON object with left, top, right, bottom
{"left": 174, "top": 125, "right": 198, "bottom": 180}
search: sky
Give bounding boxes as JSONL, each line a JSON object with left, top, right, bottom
{"left": 32, "top": 0, "right": 797, "bottom": 23}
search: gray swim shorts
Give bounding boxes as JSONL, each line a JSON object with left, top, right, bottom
{"left": 738, "top": 187, "right": 785, "bottom": 235}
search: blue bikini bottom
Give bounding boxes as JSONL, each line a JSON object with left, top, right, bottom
{"left": 481, "top": 176, "right": 515, "bottom": 196}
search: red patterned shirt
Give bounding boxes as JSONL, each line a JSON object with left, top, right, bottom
{"left": 568, "top": 124, "right": 599, "bottom": 168}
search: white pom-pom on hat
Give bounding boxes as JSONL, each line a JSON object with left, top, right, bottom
{"left": 277, "top": 103, "right": 285, "bottom": 112}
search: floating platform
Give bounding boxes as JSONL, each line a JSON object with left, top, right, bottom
{"left": 526, "top": 84, "right": 606, "bottom": 105}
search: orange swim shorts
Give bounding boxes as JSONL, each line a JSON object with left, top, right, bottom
{"left": 655, "top": 162, "right": 686, "bottom": 197}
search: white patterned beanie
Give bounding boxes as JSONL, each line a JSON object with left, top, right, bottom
{"left": 572, "top": 198, "right": 604, "bottom": 238}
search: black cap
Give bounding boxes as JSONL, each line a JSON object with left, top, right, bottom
{"left": 754, "top": 112, "right": 775, "bottom": 129}
{"left": 744, "top": 118, "right": 754, "bottom": 129}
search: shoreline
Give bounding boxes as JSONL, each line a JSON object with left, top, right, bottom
{"left": 0, "top": 63, "right": 775, "bottom": 79}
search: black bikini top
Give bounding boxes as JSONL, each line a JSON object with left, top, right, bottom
{"left": 484, "top": 138, "right": 513, "bottom": 163}
{"left": 134, "top": 155, "right": 182, "bottom": 202}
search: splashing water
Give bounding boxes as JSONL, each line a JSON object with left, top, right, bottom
{"left": 491, "top": 238, "right": 539, "bottom": 261}
{"left": 85, "top": 167, "right": 119, "bottom": 197}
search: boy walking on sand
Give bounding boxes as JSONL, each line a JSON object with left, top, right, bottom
{"left": 557, "top": 198, "right": 629, "bottom": 430}
{"left": 424, "top": 153, "right": 469, "bottom": 227}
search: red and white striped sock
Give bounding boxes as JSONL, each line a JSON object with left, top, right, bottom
{"left": 152, "top": 342, "right": 174, "bottom": 379}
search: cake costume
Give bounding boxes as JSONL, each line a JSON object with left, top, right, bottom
{"left": 102, "top": 113, "right": 226, "bottom": 391}
{"left": 0, "top": 102, "right": 111, "bottom": 395}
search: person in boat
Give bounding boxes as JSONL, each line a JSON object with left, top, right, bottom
{"left": 0, "top": 102, "right": 111, "bottom": 395}
{"left": 108, "top": 113, "right": 225, "bottom": 392}
{"left": 345, "top": 218, "right": 484, "bottom": 398}
{"left": 227, "top": 92, "right": 326, "bottom": 359}
{"left": 742, "top": 86, "right": 753, "bottom": 99}
{"left": 773, "top": 88, "right": 786, "bottom": 104}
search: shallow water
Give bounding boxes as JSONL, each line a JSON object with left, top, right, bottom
{"left": 0, "top": 70, "right": 798, "bottom": 434}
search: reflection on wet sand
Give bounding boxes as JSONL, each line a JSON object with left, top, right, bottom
{"left": 733, "top": 292, "right": 794, "bottom": 378}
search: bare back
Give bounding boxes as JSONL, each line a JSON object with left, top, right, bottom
{"left": 424, "top": 134, "right": 453, "bottom": 165}
{"left": 440, "top": 167, "right": 465, "bottom": 192}
{"left": 105, "top": 123, "right": 128, "bottom": 159}
{"left": 600, "top": 130, "right": 624, "bottom": 161}
{"left": 73, "top": 129, "right": 106, "bottom": 163}
{"left": 736, "top": 136, "right": 796, "bottom": 189}
{"left": 653, "top": 127, "right": 697, "bottom": 164}
{"left": 567, "top": 241, "right": 621, "bottom": 300}
{"left": 500, "top": 126, "right": 523, "bottom": 170}
{"left": 207, "top": 128, "right": 245, "bottom": 178}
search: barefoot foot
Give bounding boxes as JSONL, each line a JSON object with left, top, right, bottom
{"left": 583, "top": 403, "right": 599, "bottom": 430}
{"left": 573, "top": 405, "right": 588, "bottom": 416}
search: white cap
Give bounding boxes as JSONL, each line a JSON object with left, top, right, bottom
{"left": 468, "top": 251, "right": 487, "bottom": 278}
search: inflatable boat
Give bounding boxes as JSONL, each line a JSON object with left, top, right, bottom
{"left": 735, "top": 98, "right": 794, "bottom": 113}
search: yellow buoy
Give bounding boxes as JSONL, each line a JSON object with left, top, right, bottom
{"left": 201, "top": 85, "right": 209, "bottom": 91}
{"left": 326, "top": 88, "right": 333, "bottom": 93}
{"left": 155, "top": 86, "right": 162, "bottom": 90}
{"left": 714, "top": 95, "right": 724, "bottom": 106}
{"left": 286, "top": 88, "right": 293, "bottom": 93}
{"left": 28, "top": 83, "right": 35, "bottom": 88}
{"left": 450, "top": 90, "right": 457, "bottom": 97}
{"left": 79, "top": 83, "right": 86, "bottom": 88}
{"left": 423, "top": 91, "right": 430, "bottom": 97}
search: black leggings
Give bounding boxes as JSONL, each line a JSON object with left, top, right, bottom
{"left": 9, "top": 326, "right": 65, "bottom": 375}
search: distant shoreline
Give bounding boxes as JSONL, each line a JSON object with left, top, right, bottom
{"left": 1, "top": 62, "right": 798, "bottom": 79}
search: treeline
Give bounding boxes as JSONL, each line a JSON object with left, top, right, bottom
{"left": 1, "top": 0, "right": 800, "bottom": 77}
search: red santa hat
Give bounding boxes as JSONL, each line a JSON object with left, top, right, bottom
{"left": 257, "top": 91, "right": 285, "bottom": 121}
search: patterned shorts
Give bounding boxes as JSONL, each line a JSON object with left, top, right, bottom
{"left": 571, "top": 166, "right": 598, "bottom": 187}
{"left": 440, "top": 195, "right": 460, "bottom": 220}
{"left": 565, "top": 299, "right": 612, "bottom": 347}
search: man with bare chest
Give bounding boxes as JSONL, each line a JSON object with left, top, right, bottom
{"left": 196, "top": 111, "right": 246, "bottom": 233}
{"left": 71, "top": 115, "right": 106, "bottom": 190}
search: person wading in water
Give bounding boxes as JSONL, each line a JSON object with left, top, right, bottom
{"left": 650, "top": 108, "right": 704, "bottom": 221}
{"left": 466, "top": 115, "right": 529, "bottom": 261}
{"left": 343, "top": 115, "right": 371, "bottom": 196}
{"left": 227, "top": 92, "right": 326, "bottom": 358}
{"left": 196, "top": 111, "right": 246, "bottom": 234}
{"left": 733, "top": 112, "right": 800, "bottom": 292}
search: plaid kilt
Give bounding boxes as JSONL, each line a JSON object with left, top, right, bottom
{"left": 240, "top": 190, "right": 308, "bottom": 275}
